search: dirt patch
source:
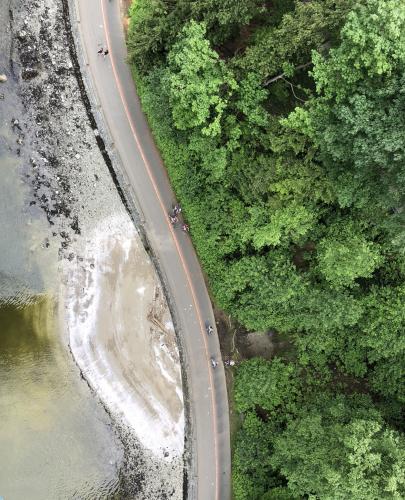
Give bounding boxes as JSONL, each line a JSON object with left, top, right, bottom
{"left": 120, "top": 0, "right": 132, "bottom": 37}
{"left": 237, "top": 330, "right": 295, "bottom": 360}
{"left": 215, "top": 306, "right": 294, "bottom": 364}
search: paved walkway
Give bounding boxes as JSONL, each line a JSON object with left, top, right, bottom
{"left": 70, "top": 0, "right": 231, "bottom": 498}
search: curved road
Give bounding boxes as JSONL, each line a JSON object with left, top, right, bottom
{"left": 69, "top": 0, "right": 231, "bottom": 498}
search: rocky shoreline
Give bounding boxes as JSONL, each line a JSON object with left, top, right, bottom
{"left": 1, "top": 0, "right": 184, "bottom": 497}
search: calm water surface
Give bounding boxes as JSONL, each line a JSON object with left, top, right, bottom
{"left": 0, "top": 153, "right": 124, "bottom": 496}
{"left": 0, "top": 300, "right": 123, "bottom": 499}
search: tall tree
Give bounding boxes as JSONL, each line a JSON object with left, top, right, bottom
{"left": 307, "top": 0, "right": 405, "bottom": 216}
{"left": 271, "top": 394, "right": 405, "bottom": 499}
{"left": 163, "top": 21, "right": 237, "bottom": 137}
{"left": 316, "top": 221, "right": 383, "bottom": 289}
{"left": 238, "top": 0, "right": 354, "bottom": 81}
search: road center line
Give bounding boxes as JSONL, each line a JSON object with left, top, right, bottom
{"left": 98, "top": 1, "right": 221, "bottom": 498}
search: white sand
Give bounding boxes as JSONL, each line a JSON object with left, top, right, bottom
{"left": 62, "top": 214, "right": 184, "bottom": 460}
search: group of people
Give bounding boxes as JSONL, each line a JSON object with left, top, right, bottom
{"left": 97, "top": 47, "right": 109, "bottom": 57}
{"left": 210, "top": 357, "right": 235, "bottom": 369}
{"left": 207, "top": 323, "right": 235, "bottom": 368}
{"left": 169, "top": 204, "right": 189, "bottom": 232}
{"left": 169, "top": 206, "right": 235, "bottom": 370}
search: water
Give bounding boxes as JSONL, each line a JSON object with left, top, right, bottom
{"left": 0, "top": 113, "right": 123, "bottom": 497}
{"left": 0, "top": 5, "right": 124, "bottom": 496}
{"left": 0, "top": 146, "right": 51, "bottom": 306}
{"left": 0, "top": 299, "right": 123, "bottom": 499}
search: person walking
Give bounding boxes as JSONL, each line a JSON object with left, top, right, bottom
{"left": 103, "top": 48, "right": 109, "bottom": 58}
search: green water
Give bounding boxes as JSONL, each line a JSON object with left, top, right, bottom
{"left": 0, "top": 299, "right": 122, "bottom": 499}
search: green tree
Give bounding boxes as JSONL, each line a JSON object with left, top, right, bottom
{"left": 311, "top": 0, "right": 405, "bottom": 99}
{"left": 188, "top": 0, "right": 266, "bottom": 45}
{"left": 370, "top": 357, "right": 405, "bottom": 403}
{"left": 214, "top": 253, "right": 306, "bottom": 331}
{"left": 359, "top": 286, "right": 405, "bottom": 363}
{"left": 261, "top": 487, "right": 296, "bottom": 500}
{"left": 127, "top": 0, "right": 269, "bottom": 71}
{"left": 249, "top": 202, "right": 317, "bottom": 249}
{"left": 234, "top": 72, "right": 269, "bottom": 128}
{"left": 127, "top": 0, "right": 173, "bottom": 71}
{"left": 316, "top": 223, "right": 383, "bottom": 288}
{"left": 238, "top": 0, "right": 354, "bottom": 81}
{"left": 233, "top": 412, "right": 275, "bottom": 500}
{"left": 308, "top": 0, "right": 405, "bottom": 213}
{"left": 163, "top": 21, "right": 237, "bottom": 137}
{"left": 234, "top": 358, "right": 298, "bottom": 414}
{"left": 271, "top": 394, "right": 405, "bottom": 499}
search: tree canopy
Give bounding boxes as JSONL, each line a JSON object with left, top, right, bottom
{"left": 271, "top": 394, "right": 405, "bottom": 500}
{"left": 127, "top": 0, "right": 405, "bottom": 497}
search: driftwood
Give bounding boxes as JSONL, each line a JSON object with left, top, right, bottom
{"left": 147, "top": 309, "right": 170, "bottom": 335}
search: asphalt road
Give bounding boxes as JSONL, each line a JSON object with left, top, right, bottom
{"left": 70, "top": 1, "right": 231, "bottom": 498}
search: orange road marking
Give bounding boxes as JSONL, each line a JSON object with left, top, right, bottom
{"left": 98, "top": 1, "right": 221, "bottom": 498}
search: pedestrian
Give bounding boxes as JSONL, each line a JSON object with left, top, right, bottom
{"left": 103, "top": 48, "right": 109, "bottom": 58}
{"left": 182, "top": 223, "right": 189, "bottom": 233}
{"left": 97, "top": 47, "right": 104, "bottom": 55}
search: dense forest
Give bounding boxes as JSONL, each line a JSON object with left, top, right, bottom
{"left": 127, "top": 0, "right": 405, "bottom": 498}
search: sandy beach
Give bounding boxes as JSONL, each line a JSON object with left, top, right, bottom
{"left": 63, "top": 213, "right": 184, "bottom": 460}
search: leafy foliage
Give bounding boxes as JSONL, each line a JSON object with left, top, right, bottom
{"left": 271, "top": 394, "right": 405, "bottom": 500}
{"left": 316, "top": 222, "right": 383, "bottom": 288}
{"left": 261, "top": 487, "right": 296, "bottom": 500}
{"left": 308, "top": 0, "right": 405, "bottom": 214}
{"left": 127, "top": 0, "right": 405, "bottom": 497}
{"left": 238, "top": 0, "right": 355, "bottom": 81}
{"left": 234, "top": 358, "right": 298, "bottom": 414}
{"left": 232, "top": 412, "right": 275, "bottom": 500}
{"left": 163, "top": 21, "right": 237, "bottom": 137}
{"left": 311, "top": 0, "right": 405, "bottom": 97}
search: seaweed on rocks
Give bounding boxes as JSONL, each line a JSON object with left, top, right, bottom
{"left": 60, "top": 0, "right": 132, "bottom": 218}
